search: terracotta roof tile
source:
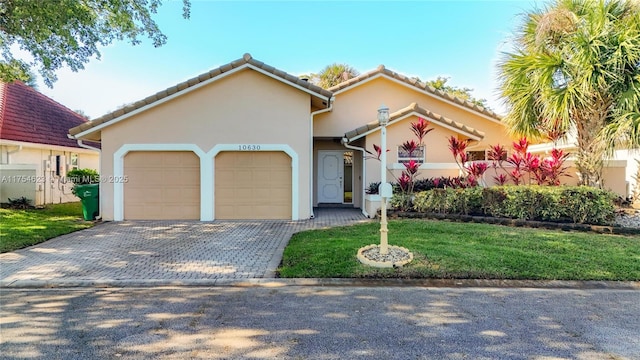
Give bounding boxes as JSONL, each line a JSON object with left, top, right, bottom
{"left": 69, "top": 53, "right": 333, "bottom": 137}
{"left": 0, "top": 81, "right": 99, "bottom": 149}
{"left": 344, "top": 102, "right": 485, "bottom": 141}
{"left": 329, "top": 66, "right": 502, "bottom": 121}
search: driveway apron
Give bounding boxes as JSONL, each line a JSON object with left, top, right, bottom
{"left": 0, "top": 209, "right": 368, "bottom": 286}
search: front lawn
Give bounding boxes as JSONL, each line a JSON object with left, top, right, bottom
{"left": 0, "top": 202, "right": 94, "bottom": 253}
{"left": 279, "top": 220, "right": 640, "bottom": 281}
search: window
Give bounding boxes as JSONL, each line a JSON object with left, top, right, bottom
{"left": 55, "top": 155, "right": 62, "bottom": 176}
{"left": 466, "top": 150, "right": 508, "bottom": 161}
{"left": 70, "top": 153, "right": 79, "bottom": 170}
{"left": 466, "top": 151, "right": 486, "bottom": 161}
{"left": 398, "top": 145, "right": 425, "bottom": 164}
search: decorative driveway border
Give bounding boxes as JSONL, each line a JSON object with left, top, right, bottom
{"left": 0, "top": 209, "right": 370, "bottom": 288}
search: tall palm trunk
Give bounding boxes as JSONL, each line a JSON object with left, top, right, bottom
{"left": 574, "top": 98, "right": 609, "bottom": 187}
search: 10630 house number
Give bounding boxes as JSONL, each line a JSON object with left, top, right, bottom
{"left": 238, "top": 145, "right": 261, "bottom": 151}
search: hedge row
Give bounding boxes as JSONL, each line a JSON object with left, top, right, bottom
{"left": 410, "top": 185, "right": 617, "bottom": 225}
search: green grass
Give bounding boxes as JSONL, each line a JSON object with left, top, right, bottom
{"left": 0, "top": 202, "right": 94, "bottom": 253}
{"left": 279, "top": 220, "right": 640, "bottom": 281}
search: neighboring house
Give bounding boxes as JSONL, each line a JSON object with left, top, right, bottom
{"left": 68, "top": 54, "right": 633, "bottom": 221}
{"left": 0, "top": 81, "right": 100, "bottom": 206}
{"left": 528, "top": 133, "right": 637, "bottom": 200}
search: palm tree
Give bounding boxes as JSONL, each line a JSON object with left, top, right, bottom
{"left": 498, "top": 0, "right": 640, "bottom": 186}
{"left": 425, "top": 76, "right": 489, "bottom": 109}
{"left": 314, "top": 63, "right": 359, "bottom": 89}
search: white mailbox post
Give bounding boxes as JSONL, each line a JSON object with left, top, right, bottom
{"left": 356, "top": 104, "right": 413, "bottom": 268}
{"left": 378, "top": 104, "right": 390, "bottom": 255}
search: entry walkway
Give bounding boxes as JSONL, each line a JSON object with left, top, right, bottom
{"left": 0, "top": 208, "right": 369, "bottom": 287}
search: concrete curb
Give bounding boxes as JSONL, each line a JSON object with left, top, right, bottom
{"left": 2, "top": 278, "right": 639, "bottom": 290}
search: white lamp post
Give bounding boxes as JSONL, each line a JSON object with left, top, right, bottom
{"left": 377, "top": 104, "right": 390, "bottom": 255}
{"left": 356, "top": 104, "right": 412, "bottom": 268}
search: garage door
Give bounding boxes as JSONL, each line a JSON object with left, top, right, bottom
{"left": 215, "top": 151, "right": 291, "bottom": 219}
{"left": 124, "top": 151, "right": 200, "bottom": 220}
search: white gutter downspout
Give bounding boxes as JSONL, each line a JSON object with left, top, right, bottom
{"left": 341, "top": 137, "right": 370, "bottom": 218}
{"left": 75, "top": 138, "right": 102, "bottom": 220}
{"left": 6, "top": 145, "right": 22, "bottom": 164}
{"left": 309, "top": 99, "right": 334, "bottom": 219}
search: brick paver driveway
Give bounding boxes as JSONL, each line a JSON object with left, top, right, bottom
{"left": 0, "top": 209, "right": 369, "bottom": 286}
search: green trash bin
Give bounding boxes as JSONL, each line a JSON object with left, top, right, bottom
{"left": 75, "top": 184, "right": 99, "bottom": 220}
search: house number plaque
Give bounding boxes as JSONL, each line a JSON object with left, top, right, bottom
{"left": 238, "top": 145, "right": 261, "bottom": 151}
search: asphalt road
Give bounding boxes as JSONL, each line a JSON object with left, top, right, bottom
{"left": 1, "top": 286, "right": 638, "bottom": 359}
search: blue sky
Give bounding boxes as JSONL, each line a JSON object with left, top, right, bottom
{"left": 37, "top": 0, "right": 547, "bottom": 119}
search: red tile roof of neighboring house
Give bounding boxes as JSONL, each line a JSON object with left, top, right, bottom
{"left": 0, "top": 81, "right": 98, "bottom": 149}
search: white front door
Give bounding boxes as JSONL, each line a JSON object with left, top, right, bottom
{"left": 318, "top": 151, "right": 344, "bottom": 203}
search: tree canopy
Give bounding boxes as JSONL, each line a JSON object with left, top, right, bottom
{"left": 498, "top": 0, "right": 640, "bottom": 186}
{"left": 423, "top": 76, "right": 489, "bottom": 109}
{"left": 0, "top": 0, "right": 190, "bottom": 86}
{"left": 303, "top": 63, "right": 360, "bottom": 89}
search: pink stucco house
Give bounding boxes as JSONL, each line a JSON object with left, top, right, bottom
{"left": 68, "top": 54, "right": 634, "bottom": 221}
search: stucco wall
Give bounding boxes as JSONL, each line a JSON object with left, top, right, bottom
{"left": 612, "top": 149, "right": 639, "bottom": 198}
{"left": 314, "top": 76, "right": 512, "bottom": 149}
{"left": 363, "top": 115, "right": 465, "bottom": 186}
{"left": 0, "top": 143, "right": 99, "bottom": 205}
{"left": 99, "top": 69, "right": 313, "bottom": 221}
{"left": 315, "top": 76, "right": 513, "bottom": 189}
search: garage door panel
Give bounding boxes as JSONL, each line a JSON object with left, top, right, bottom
{"left": 128, "top": 188, "right": 159, "bottom": 202}
{"left": 215, "top": 172, "right": 235, "bottom": 185}
{"left": 164, "top": 171, "right": 199, "bottom": 185}
{"left": 182, "top": 171, "right": 200, "bottom": 184}
{"left": 272, "top": 169, "right": 290, "bottom": 179}
{"left": 124, "top": 151, "right": 200, "bottom": 220}
{"left": 126, "top": 154, "right": 158, "bottom": 167}
{"left": 270, "top": 156, "right": 290, "bottom": 167}
{"left": 178, "top": 188, "right": 200, "bottom": 202}
{"left": 148, "top": 170, "right": 167, "bottom": 186}
{"left": 233, "top": 170, "right": 254, "bottom": 183}
{"left": 124, "top": 205, "right": 147, "bottom": 220}
{"left": 168, "top": 205, "right": 199, "bottom": 219}
{"left": 163, "top": 153, "right": 198, "bottom": 167}
{"left": 162, "top": 189, "right": 185, "bottom": 203}
{"left": 269, "top": 188, "right": 291, "bottom": 199}
{"left": 215, "top": 151, "right": 291, "bottom": 220}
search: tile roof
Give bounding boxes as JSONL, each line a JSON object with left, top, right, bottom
{"left": 343, "top": 102, "right": 485, "bottom": 141}
{"left": 0, "top": 81, "right": 98, "bottom": 149}
{"left": 69, "top": 53, "right": 333, "bottom": 137}
{"left": 329, "top": 65, "right": 502, "bottom": 121}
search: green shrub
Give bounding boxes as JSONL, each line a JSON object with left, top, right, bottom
{"left": 413, "top": 185, "right": 616, "bottom": 225}
{"left": 67, "top": 168, "right": 99, "bottom": 185}
{"left": 390, "top": 193, "right": 413, "bottom": 211}
{"left": 7, "top": 196, "right": 33, "bottom": 209}
{"left": 558, "top": 187, "right": 616, "bottom": 225}
{"left": 67, "top": 168, "right": 99, "bottom": 197}
{"left": 414, "top": 188, "right": 449, "bottom": 214}
{"left": 413, "top": 187, "right": 483, "bottom": 215}
{"left": 460, "top": 186, "right": 484, "bottom": 215}
{"left": 501, "top": 186, "right": 555, "bottom": 220}
{"left": 481, "top": 187, "right": 507, "bottom": 217}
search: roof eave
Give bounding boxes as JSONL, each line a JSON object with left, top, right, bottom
{"left": 344, "top": 109, "right": 484, "bottom": 143}
{"left": 69, "top": 55, "right": 333, "bottom": 139}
